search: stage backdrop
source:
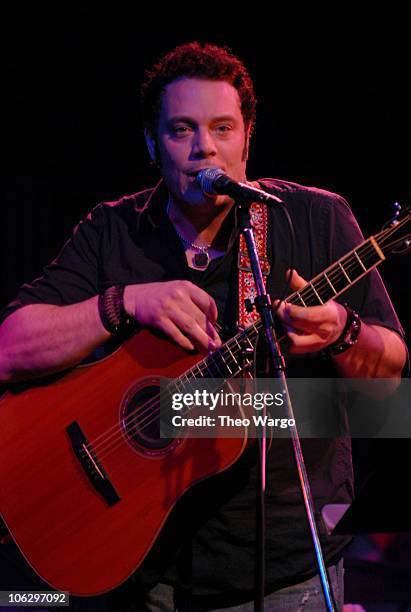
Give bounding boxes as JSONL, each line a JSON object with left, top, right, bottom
{"left": 3, "top": 5, "right": 410, "bottom": 338}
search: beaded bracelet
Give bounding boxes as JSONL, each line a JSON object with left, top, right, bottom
{"left": 98, "top": 285, "right": 132, "bottom": 335}
{"left": 327, "top": 303, "right": 362, "bottom": 356}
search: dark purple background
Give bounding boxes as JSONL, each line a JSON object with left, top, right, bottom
{"left": 3, "top": 5, "right": 409, "bottom": 339}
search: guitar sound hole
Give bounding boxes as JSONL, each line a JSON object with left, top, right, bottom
{"left": 121, "top": 384, "right": 174, "bottom": 451}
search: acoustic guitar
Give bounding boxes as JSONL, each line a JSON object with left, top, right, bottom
{"left": 0, "top": 207, "right": 410, "bottom": 595}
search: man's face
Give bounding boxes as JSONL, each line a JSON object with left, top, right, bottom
{"left": 148, "top": 77, "right": 249, "bottom": 209}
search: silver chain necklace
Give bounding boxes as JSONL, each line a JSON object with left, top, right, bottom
{"left": 166, "top": 200, "right": 211, "bottom": 268}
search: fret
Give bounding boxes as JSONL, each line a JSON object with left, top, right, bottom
{"left": 346, "top": 254, "right": 366, "bottom": 279}
{"left": 338, "top": 261, "right": 351, "bottom": 283}
{"left": 295, "top": 292, "right": 306, "bottom": 306}
{"left": 324, "top": 272, "right": 337, "bottom": 295}
{"left": 305, "top": 237, "right": 386, "bottom": 308}
{"left": 237, "top": 329, "right": 252, "bottom": 351}
{"left": 173, "top": 378, "right": 184, "bottom": 393}
{"left": 172, "top": 375, "right": 194, "bottom": 399}
{"left": 226, "top": 343, "right": 239, "bottom": 368}
{"left": 202, "top": 359, "right": 215, "bottom": 378}
{"left": 227, "top": 329, "right": 256, "bottom": 371}
{"left": 219, "top": 352, "right": 233, "bottom": 375}
{"left": 354, "top": 250, "right": 367, "bottom": 272}
{"left": 225, "top": 338, "right": 238, "bottom": 366}
{"left": 232, "top": 336, "right": 242, "bottom": 356}
{"left": 245, "top": 334, "right": 255, "bottom": 351}
{"left": 357, "top": 240, "right": 383, "bottom": 270}
{"left": 195, "top": 363, "right": 204, "bottom": 378}
{"left": 324, "top": 267, "right": 348, "bottom": 293}
{"left": 177, "top": 375, "right": 187, "bottom": 389}
{"left": 310, "top": 282, "right": 323, "bottom": 304}
{"left": 179, "top": 377, "right": 190, "bottom": 392}
{"left": 205, "top": 354, "right": 225, "bottom": 378}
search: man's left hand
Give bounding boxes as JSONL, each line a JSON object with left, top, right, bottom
{"left": 275, "top": 270, "right": 348, "bottom": 354}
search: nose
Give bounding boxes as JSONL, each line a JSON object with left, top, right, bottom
{"left": 191, "top": 128, "right": 217, "bottom": 159}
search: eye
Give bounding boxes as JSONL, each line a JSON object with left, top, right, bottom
{"left": 215, "top": 124, "right": 233, "bottom": 135}
{"left": 172, "top": 125, "right": 193, "bottom": 138}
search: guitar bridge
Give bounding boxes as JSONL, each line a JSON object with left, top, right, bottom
{"left": 67, "top": 421, "right": 120, "bottom": 507}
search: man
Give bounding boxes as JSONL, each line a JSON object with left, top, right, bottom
{"left": 0, "top": 42, "right": 406, "bottom": 611}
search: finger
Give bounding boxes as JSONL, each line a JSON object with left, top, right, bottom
{"left": 189, "top": 284, "right": 219, "bottom": 323}
{"left": 276, "top": 302, "right": 318, "bottom": 334}
{"left": 273, "top": 301, "right": 312, "bottom": 335}
{"left": 188, "top": 305, "right": 221, "bottom": 347}
{"left": 286, "top": 268, "right": 307, "bottom": 291}
{"left": 191, "top": 309, "right": 221, "bottom": 348}
{"left": 159, "top": 319, "right": 195, "bottom": 352}
{"left": 172, "top": 311, "right": 219, "bottom": 353}
{"left": 284, "top": 302, "right": 347, "bottom": 340}
{"left": 275, "top": 300, "right": 310, "bottom": 321}
{"left": 205, "top": 319, "right": 222, "bottom": 347}
{"left": 282, "top": 302, "right": 330, "bottom": 327}
{"left": 273, "top": 299, "right": 287, "bottom": 317}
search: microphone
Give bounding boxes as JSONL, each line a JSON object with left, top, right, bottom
{"left": 196, "top": 168, "right": 284, "bottom": 205}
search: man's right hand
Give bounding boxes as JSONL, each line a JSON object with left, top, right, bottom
{"left": 123, "top": 281, "right": 221, "bottom": 353}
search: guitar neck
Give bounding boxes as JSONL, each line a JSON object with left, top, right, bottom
{"left": 286, "top": 234, "right": 385, "bottom": 308}
{"left": 173, "top": 233, "right": 386, "bottom": 389}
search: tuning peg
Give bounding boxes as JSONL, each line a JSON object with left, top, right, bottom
{"left": 392, "top": 238, "right": 411, "bottom": 256}
{"left": 383, "top": 202, "right": 402, "bottom": 230}
{"left": 390, "top": 202, "right": 401, "bottom": 224}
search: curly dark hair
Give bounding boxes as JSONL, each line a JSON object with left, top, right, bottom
{"left": 141, "top": 42, "right": 257, "bottom": 137}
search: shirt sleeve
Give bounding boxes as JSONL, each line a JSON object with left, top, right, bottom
{"left": 326, "top": 193, "right": 405, "bottom": 337}
{"left": 0, "top": 204, "right": 105, "bottom": 326}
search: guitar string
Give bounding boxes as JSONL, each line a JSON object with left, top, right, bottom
{"left": 89, "top": 239, "right": 385, "bottom": 461}
{"left": 88, "top": 218, "right": 409, "bottom": 458}
{"left": 88, "top": 230, "right": 399, "bottom": 459}
{"left": 92, "top": 334, "right": 255, "bottom": 459}
{"left": 89, "top": 234, "right": 394, "bottom": 461}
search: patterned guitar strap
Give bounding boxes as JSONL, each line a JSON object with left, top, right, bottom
{"left": 237, "top": 200, "right": 270, "bottom": 378}
{"left": 237, "top": 200, "right": 270, "bottom": 329}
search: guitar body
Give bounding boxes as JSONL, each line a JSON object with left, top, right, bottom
{"left": 1, "top": 207, "right": 409, "bottom": 596}
{"left": 0, "top": 330, "right": 247, "bottom": 595}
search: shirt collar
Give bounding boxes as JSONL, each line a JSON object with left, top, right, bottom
{"left": 137, "top": 178, "right": 169, "bottom": 230}
{"left": 137, "top": 177, "right": 241, "bottom": 248}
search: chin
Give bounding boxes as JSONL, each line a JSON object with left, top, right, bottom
{"left": 193, "top": 195, "right": 231, "bottom": 210}
{"left": 171, "top": 185, "right": 231, "bottom": 210}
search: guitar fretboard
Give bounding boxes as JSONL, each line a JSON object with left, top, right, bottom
{"left": 287, "top": 235, "right": 384, "bottom": 307}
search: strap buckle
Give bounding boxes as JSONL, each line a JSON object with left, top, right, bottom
{"left": 238, "top": 251, "right": 271, "bottom": 275}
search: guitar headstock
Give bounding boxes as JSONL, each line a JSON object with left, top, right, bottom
{"left": 382, "top": 201, "right": 402, "bottom": 229}
{"left": 378, "top": 203, "right": 411, "bottom": 257}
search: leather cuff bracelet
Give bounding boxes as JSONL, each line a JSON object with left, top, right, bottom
{"left": 98, "top": 285, "right": 132, "bottom": 335}
{"left": 327, "top": 302, "right": 362, "bottom": 356}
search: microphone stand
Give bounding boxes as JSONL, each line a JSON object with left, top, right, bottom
{"left": 236, "top": 200, "right": 337, "bottom": 612}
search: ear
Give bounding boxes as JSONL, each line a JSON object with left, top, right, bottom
{"left": 245, "top": 130, "right": 250, "bottom": 160}
{"left": 242, "top": 127, "right": 251, "bottom": 162}
{"left": 144, "top": 129, "right": 157, "bottom": 163}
